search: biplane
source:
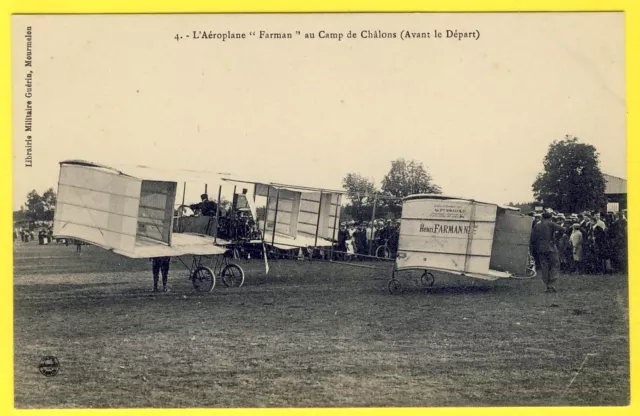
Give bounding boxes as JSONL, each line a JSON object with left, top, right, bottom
{"left": 388, "top": 194, "right": 537, "bottom": 294}
{"left": 52, "top": 160, "right": 249, "bottom": 292}
{"left": 52, "top": 160, "right": 348, "bottom": 292}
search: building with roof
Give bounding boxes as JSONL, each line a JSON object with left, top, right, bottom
{"left": 603, "top": 173, "right": 627, "bottom": 212}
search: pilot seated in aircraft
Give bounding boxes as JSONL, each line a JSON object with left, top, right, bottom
{"left": 190, "top": 194, "right": 218, "bottom": 217}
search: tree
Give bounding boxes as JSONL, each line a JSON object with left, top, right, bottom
{"left": 24, "top": 188, "right": 57, "bottom": 222}
{"left": 41, "top": 188, "right": 57, "bottom": 221}
{"left": 341, "top": 173, "right": 381, "bottom": 221}
{"left": 381, "top": 159, "right": 442, "bottom": 215}
{"left": 219, "top": 197, "right": 231, "bottom": 212}
{"left": 342, "top": 173, "right": 377, "bottom": 205}
{"left": 13, "top": 208, "right": 28, "bottom": 224}
{"left": 25, "top": 190, "right": 45, "bottom": 222}
{"left": 532, "top": 135, "right": 606, "bottom": 213}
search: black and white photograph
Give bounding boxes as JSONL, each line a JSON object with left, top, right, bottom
{"left": 11, "top": 12, "right": 628, "bottom": 408}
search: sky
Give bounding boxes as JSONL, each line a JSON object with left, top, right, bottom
{"left": 11, "top": 12, "right": 626, "bottom": 211}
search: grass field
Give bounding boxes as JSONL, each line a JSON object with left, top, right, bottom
{"left": 13, "top": 242, "right": 630, "bottom": 408}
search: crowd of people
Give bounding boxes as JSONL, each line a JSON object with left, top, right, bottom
{"left": 14, "top": 227, "right": 54, "bottom": 245}
{"left": 336, "top": 219, "right": 401, "bottom": 260}
{"left": 333, "top": 208, "right": 629, "bottom": 272}
{"left": 14, "top": 226, "right": 86, "bottom": 252}
{"left": 529, "top": 209, "right": 628, "bottom": 276}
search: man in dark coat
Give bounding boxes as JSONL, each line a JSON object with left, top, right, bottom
{"left": 337, "top": 223, "right": 348, "bottom": 260}
{"left": 590, "top": 216, "right": 607, "bottom": 275}
{"left": 530, "top": 211, "right": 566, "bottom": 292}
{"left": 355, "top": 224, "right": 367, "bottom": 259}
{"left": 190, "top": 194, "right": 218, "bottom": 217}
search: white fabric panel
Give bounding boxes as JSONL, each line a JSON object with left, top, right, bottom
{"left": 271, "top": 223, "right": 291, "bottom": 235}
{"left": 398, "top": 196, "right": 499, "bottom": 276}
{"left": 399, "top": 219, "right": 495, "bottom": 240}
{"left": 297, "top": 222, "right": 318, "bottom": 235}
{"left": 298, "top": 211, "right": 319, "bottom": 227}
{"left": 271, "top": 211, "right": 292, "bottom": 225}
{"left": 54, "top": 165, "right": 142, "bottom": 254}
{"left": 299, "top": 197, "right": 321, "bottom": 240}
{"left": 268, "top": 198, "right": 293, "bottom": 212}
{"left": 59, "top": 165, "right": 141, "bottom": 198}
{"left": 402, "top": 198, "right": 497, "bottom": 222}
{"left": 256, "top": 232, "right": 334, "bottom": 249}
{"left": 398, "top": 235, "right": 493, "bottom": 257}
{"left": 326, "top": 194, "right": 342, "bottom": 239}
{"left": 55, "top": 203, "right": 138, "bottom": 236}
{"left": 272, "top": 189, "right": 298, "bottom": 202}
{"left": 127, "top": 233, "right": 227, "bottom": 258}
{"left": 57, "top": 184, "right": 140, "bottom": 217}
{"left": 53, "top": 221, "right": 137, "bottom": 254}
{"left": 267, "top": 192, "right": 297, "bottom": 237}
{"left": 317, "top": 193, "right": 333, "bottom": 238}
{"left": 300, "top": 193, "right": 321, "bottom": 203}
{"left": 299, "top": 199, "right": 321, "bottom": 214}
{"left": 396, "top": 251, "right": 491, "bottom": 275}
{"left": 289, "top": 191, "right": 301, "bottom": 238}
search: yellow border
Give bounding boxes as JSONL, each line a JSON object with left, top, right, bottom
{"left": 1, "top": 1, "right": 636, "bottom": 416}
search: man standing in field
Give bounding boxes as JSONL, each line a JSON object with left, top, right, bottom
{"left": 152, "top": 256, "right": 171, "bottom": 292}
{"left": 530, "top": 211, "right": 566, "bottom": 292}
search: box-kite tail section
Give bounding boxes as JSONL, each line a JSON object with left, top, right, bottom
{"left": 223, "top": 178, "right": 345, "bottom": 250}
{"left": 53, "top": 160, "right": 228, "bottom": 258}
{"left": 395, "top": 194, "right": 533, "bottom": 281}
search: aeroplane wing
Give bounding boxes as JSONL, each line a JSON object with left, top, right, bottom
{"left": 114, "top": 233, "right": 229, "bottom": 258}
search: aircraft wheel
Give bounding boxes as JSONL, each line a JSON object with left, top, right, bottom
{"left": 420, "top": 271, "right": 435, "bottom": 287}
{"left": 221, "top": 264, "right": 245, "bottom": 288}
{"left": 192, "top": 266, "right": 215, "bottom": 293}
{"left": 388, "top": 279, "right": 402, "bottom": 295}
{"left": 376, "top": 246, "right": 391, "bottom": 259}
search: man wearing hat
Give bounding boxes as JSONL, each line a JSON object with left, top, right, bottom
{"left": 532, "top": 213, "right": 542, "bottom": 229}
{"left": 190, "top": 194, "right": 218, "bottom": 217}
{"left": 530, "top": 211, "right": 566, "bottom": 292}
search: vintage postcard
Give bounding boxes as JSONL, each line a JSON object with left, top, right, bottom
{"left": 10, "top": 12, "right": 629, "bottom": 410}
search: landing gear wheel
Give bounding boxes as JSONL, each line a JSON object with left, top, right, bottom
{"left": 420, "top": 271, "right": 435, "bottom": 287}
{"left": 376, "top": 246, "right": 391, "bottom": 259}
{"left": 192, "top": 266, "right": 215, "bottom": 292}
{"left": 221, "top": 263, "right": 245, "bottom": 288}
{"left": 388, "top": 279, "right": 402, "bottom": 295}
